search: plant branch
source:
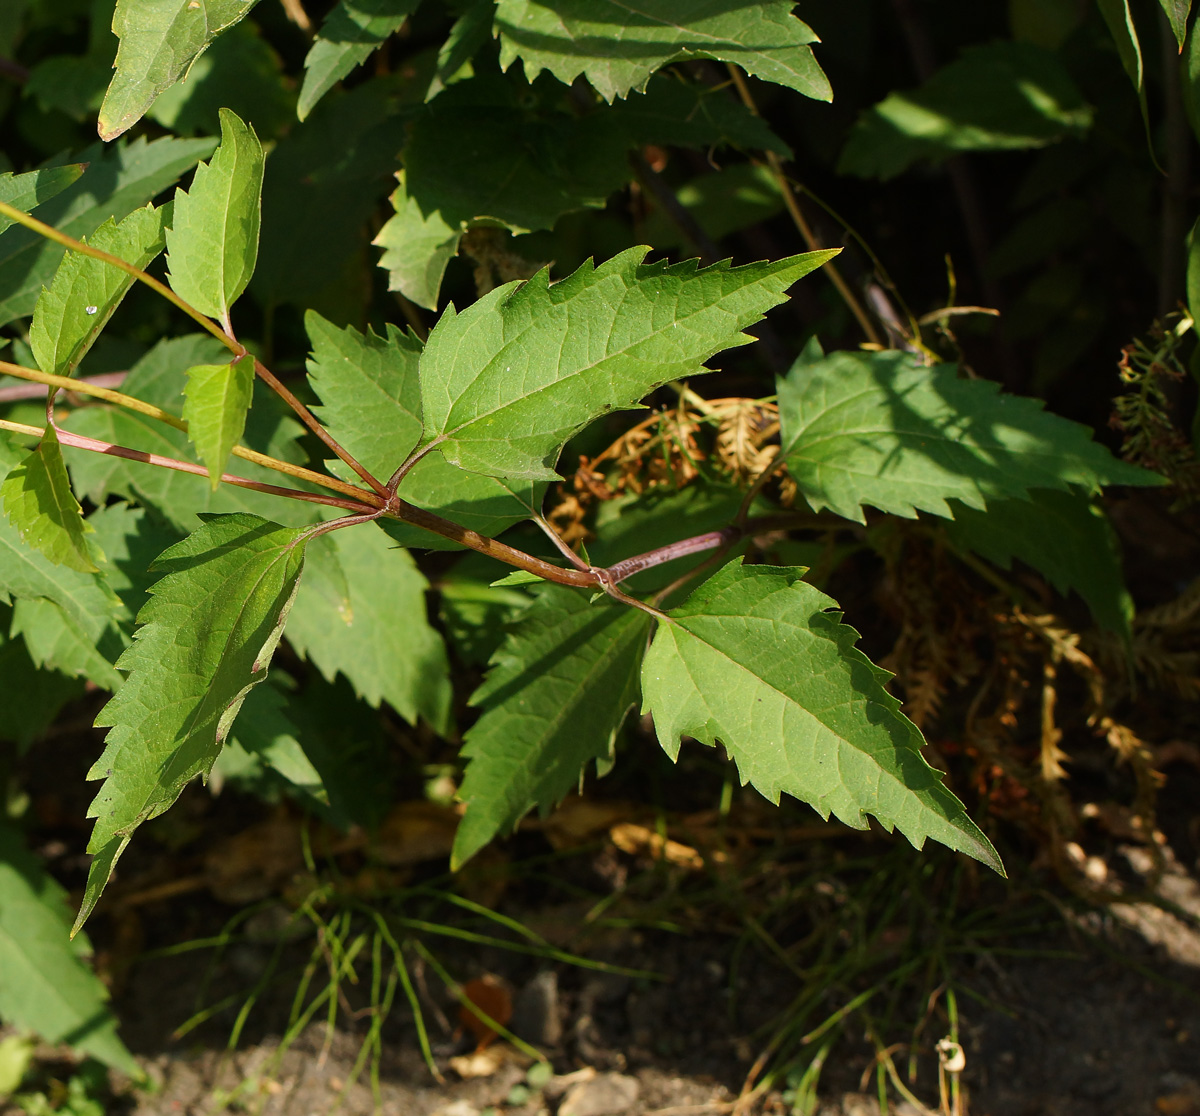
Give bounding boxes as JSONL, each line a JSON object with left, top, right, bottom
{"left": 0, "top": 199, "right": 233, "bottom": 346}
{"left": 725, "top": 65, "right": 883, "bottom": 347}
{"left": 0, "top": 199, "right": 390, "bottom": 499}
{"left": 250, "top": 357, "right": 389, "bottom": 497}
{"left": 383, "top": 495, "right": 601, "bottom": 588}
{"left": 0, "top": 360, "right": 381, "bottom": 505}
{"left": 0, "top": 417, "right": 378, "bottom": 513}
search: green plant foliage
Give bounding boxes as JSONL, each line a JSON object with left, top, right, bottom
{"left": 640, "top": 561, "right": 1003, "bottom": 872}
{"left": 76, "top": 513, "right": 309, "bottom": 930}
{"left": 182, "top": 353, "right": 255, "bottom": 486}
{"left": 305, "top": 310, "right": 423, "bottom": 480}
{"left": 839, "top": 43, "right": 1092, "bottom": 179}
{"left": 944, "top": 489, "right": 1134, "bottom": 639}
{"left": 0, "top": 166, "right": 86, "bottom": 237}
{"left": 10, "top": 597, "right": 124, "bottom": 691}
{"left": 1096, "top": 0, "right": 1149, "bottom": 125}
{"left": 29, "top": 203, "right": 167, "bottom": 379}
{"left": 2, "top": 427, "right": 99, "bottom": 574}
{"left": 453, "top": 586, "right": 651, "bottom": 868}
{"left": 373, "top": 173, "right": 461, "bottom": 311}
{"left": 147, "top": 21, "right": 292, "bottom": 139}
{"left": 285, "top": 522, "right": 453, "bottom": 732}
{"left": 0, "top": 821, "right": 136, "bottom": 1074}
{"left": 0, "top": 137, "right": 214, "bottom": 325}
{"left": 777, "top": 349, "right": 1159, "bottom": 522}
{"left": 418, "top": 247, "right": 836, "bottom": 482}
{"left": 494, "top": 0, "right": 831, "bottom": 103}
{"left": 1160, "top": 0, "right": 1192, "bottom": 49}
{"left": 0, "top": 627, "right": 85, "bottom": 749}
{"left": 63, "top": 340, "right": 317, "bottom": 532}
{"left": 166, "top": 109, "right": 263, "bottom": 325}
{"left": 99, "top": 0, "right": 262, "bottom": 141}
{"left": 299, "top": 0, "right": 421, "bottom": 121}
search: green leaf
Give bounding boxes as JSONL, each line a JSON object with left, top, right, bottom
{"left": 254, "top": 79, "right": 406, "bottom": 313}
{"left": 944, "top": 488, "right": 1134, "bottom": 639}
{"left": 1096, "top": 0, "right": 1151, "bottom": 135}
{"left": 2, "top": 426, "right": 99, "bottom": 574}
{"left": 285, "top": 523, "right": 452, "bottom": 732}
{"left": 76, "top": 513, "right": 309, "bottom": 932}
{"left": 305, "top": 309, "right": 424, "bottom": 480}
{"left": 419, "top": 246, "right": 836, "bottom": 482}
{"left": 0, "top": 164, "right": 87, "bottom": 238}
{"left": 1160, "top": 0, "right": 1192, "bottom": 50}
{"left": 62, "top": 337, "right": 319, "bottom": 532}
{"left": 641, "top": 163, "right": 784, "bottom": 253}
{"left": 147, "top": 20, "right": 293, "bottom": 139}
{"left": 166, "top": 109, "right": 264, "bottom": 325}
{"left": 0, "top": 136, "right": 215, "bottom": 327}
{"left": 640, "top": 561, "right": 1003, "bottom": 873}
{"left": 453, "top": 586, "right": 650, "bottom": 867}
{"left": 0, "top": 628, "right": 86, "bottom": 750}
{"left": 225, "top": 680, "right": 326, "bottom": 801}
{"left": 99, "top": 0, "right": 262, "bottom": 141}
{"left": 777, "top": 349, "right": 1161, "bottom": 523}
{"left": 838, "top": 43, "right": 1092, "bottom": 180}
{"left": 298, "top": 0, "right": 421, "bottom": 121}
{"left": 0, "top": 820, "right": 136, "bottom": 1073}
{"left": 612, "top": 74, "right": 790, "bottom": 156}
{"left": 436, "top": 0, "right": 492, "bottom": 87}
{"left": 10, "top": 597, "right": 125, "bottom": 690}
{"left": 404, "top": 72, "right": 635, "bottom": 235}
{"left": 29, "top": 203, "right": 167, "bottom": 379}
{"left": 438, "top": 559, "right": 533, "bottom": 666}
{"left": 182, "top": 353, "right": 255, "bottom": 487}
{"left": 494, "top": 0, "right": 831, "bottom": 103}
{"left": 372, "top": 173, "right": 461, "bottom": 311}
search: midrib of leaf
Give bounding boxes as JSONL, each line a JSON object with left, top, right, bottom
{"left": 659, "top": 613, "right": 849, "bottom": 733}
{"left": 164, "top": 545, "right": 300, "bottom": 784}
{"left": 438, "top": 271, "right": 789, "bottom": 439}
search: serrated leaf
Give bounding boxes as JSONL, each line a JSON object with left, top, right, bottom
{"left": 226, "top": 680, "right": 326, "bottom": 800}
{"left": 777, "top": 349, "right": 1161, "bottom": 523}
{"left": 29, "top": 203, "right": 167, "bottom": 379}
{"left": 0, "top": 820, "right": 136, "bottom": 1073}
{"left": 612, "top": 74, "right": 790, "bottom": 156}
{"left": 76, "top": 514, "right": 309, "bottom": 932}
{"left": 148, "top": 20, "right": 293, "bottom": 139}
{"left": 404, "top": 72, "right": 636, "bottom": 236}
{"left": 838, "top": 42, "right": 1092, "bottom": 180}
{"left": 99, "top": 0, "right": 262, "bottom": 141}
{"left": 286, "top": 523, "right": 452, "bottom": 732}
{"left": 183, "top": 353, "right": 255, "bottom": 487}
{"left": 420, "top": 246, "right": 836, "bottom": 482}
{"left": 495, "top": 0, "right": 830, "bottom": 103}
{"left": 436, "top": 0, "right": 491, "bottom": 86}
{"left": 298, "top": 0, "right": 420, "bottom": 120}
{"left": 254, "top": 79, "right": 405, "bottom": 312}
{"left": 944, "top": 488, "right": 1134, "bottom": 639}
{"left": 0, "top": 629, "right": 86, "bottom": 750}
{"left": 2, "top": 426, "right": 99, "bottom": 573}
{"left": 305, "top": 309, "right": 424, "bottom": 479}
{"left": 453, "top": 586, "right": 650, "bottom": 867}
{"left": 641, "top": 561, "right": 1003, "bottom": 872}
{"left": 0, "top": 136, "right": 215, "bottom": 326}
{"left": 372, "top": 173, "right": 461, "bottom": 311}
{"left": 166, "top": 109, "right": 264, "bottom": 324}
{"left": 0, "top": 164, "right": 86, "bottom": 238}
{"left": 1160, "top": 0, "right": 1191, "bottom": 49}
{"left": 10, "top": 597, "right": 125, "bottom": 690}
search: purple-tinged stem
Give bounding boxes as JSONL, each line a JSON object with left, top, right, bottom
{"left": 606, "top": 528, "right": 738, "bottom": 584}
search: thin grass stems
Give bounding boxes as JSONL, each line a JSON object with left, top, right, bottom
{"left": 409, "top": 939, "right": 549, "bottom": 1066}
